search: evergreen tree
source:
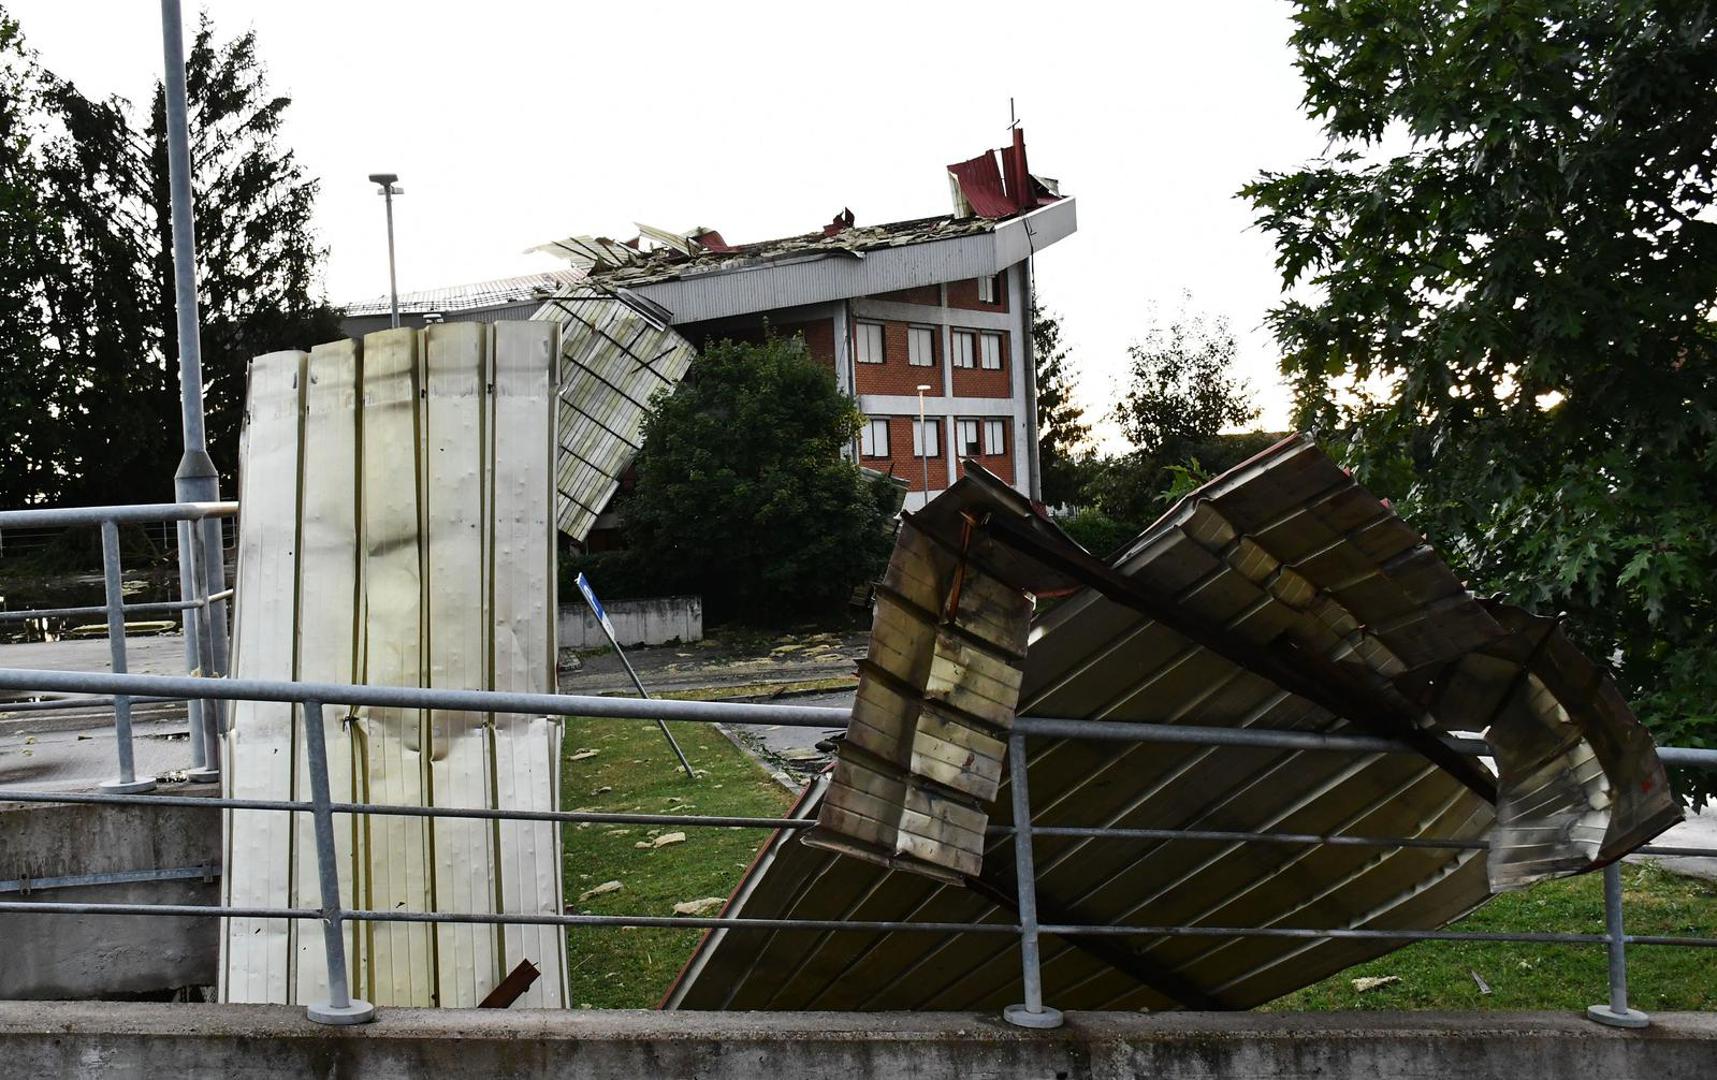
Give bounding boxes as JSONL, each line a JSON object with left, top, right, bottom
{"left": 1031, "top": 302, "right": 1091, "bottom": 507}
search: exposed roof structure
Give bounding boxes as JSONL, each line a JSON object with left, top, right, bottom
{"left": 666, "top": 438, "right": 1679, "bottom": 1012}
{"left": 533, "top": 214, "right": 1007, "bottom": 291}
{"left": 344, "top": 268, "right": 587, "bottom": 317}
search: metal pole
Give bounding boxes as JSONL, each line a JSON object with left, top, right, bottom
{"left": 158, "top": 0, "right": 230, "bottom": 724}
{"left": 1002, "top": 730, "right": 1061, "bottom": 1028}
{"left": 610, "top": 640, "right": 696, "bottom": 781}
{"left": 98, "top": 521, "right": 155, "bottom": 794}
{"left": 383, "top": 187, "right": 400, "bottom": 329}
{"left": 1587, "top": 861, "right": 1649, "bottom": 1028}
{"left": 916, "top": 388, "right": 931, "bottom": 506}
{"left": 174, "top": 520, "right": 211, "bottom": 778}
{"left": 301, "top": 699, "right": 375, "bottom": 1025}
{"left": 190, "top": 522, "right": 227, "bottom": 754}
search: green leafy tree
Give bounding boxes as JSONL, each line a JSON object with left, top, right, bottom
{"left": 623, "top": 334, "right": 896, "bottom": 623}
{"left": 1114, "top": 300, "right": 1257, "bottom": 457}
{"left": 1083, "top": 301, "right": 1263, "bottom": 528}
{"left": 1032, "top": 302, "right": 1092, "bottom": 507}
{"left": 1243, "top": 1, "right": 1717, "bottom": 801}
{"left": 0, "top": 8, "right": 336, "bottom": 506}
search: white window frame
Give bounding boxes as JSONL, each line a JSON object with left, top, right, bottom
{"left": 956, "top": 419, "right": 981, "bottom": 456}
{"left": 907, "top": 326, "right": 935, "bottom": 367}
{"left": 979, "top": 331, "right": 1003, "bottom": 370}
{"left": 983, "top": 418, "right": 1006, "bottom": 455}
{"left": 952, "top": 330, "right": 976, "bottom": 369}
{"left": 856, "top": 322, "right": 885, "bottom": 364}
{"left": 861, "top": 417, "right": 890, "bottom": 458}
{"left": 912, "top": 417, "right": 941, "bottom": 459}
{"left": 977, "top": 274, "right": 999, "bottom": 304}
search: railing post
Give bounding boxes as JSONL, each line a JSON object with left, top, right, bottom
{"left": 189, "top": 522, "right": 225, "bottom": 767}
{"left": 301, "top": 699, "right": 374, "bottom": 1025}
{"left": 1002, "top": 729, "right": 1062, "bottom": 1029}
{"left": 97, "top": 520, "right": 155, "bottom": 794}
{"left": 175, "top": 519, "right": 217, "bottom": 781}
{"left": 1587, "top": 861, "right": 1648, "bottom": 1028}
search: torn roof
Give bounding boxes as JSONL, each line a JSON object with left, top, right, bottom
{"left": 534, "top": 213, "right": 1010, "bottom": 290}
{"left": 664, "top": 439, "right": 1678, "bottom": 1013}
{"left": 344, "top": 268, "right": 587, "bottom": 317}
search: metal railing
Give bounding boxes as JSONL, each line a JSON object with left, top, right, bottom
{"left": 1, "top": 663, "right": 1714, "bottom": 1029}
{"left": 0, "top": 502, "right": 237, "bottom": 790}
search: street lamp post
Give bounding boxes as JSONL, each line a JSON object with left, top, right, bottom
{"left": 916, "top": 384, "right": 932, "bottom": 506}
{"left": 368, "top": 173, "right": 404, "bottom": 329}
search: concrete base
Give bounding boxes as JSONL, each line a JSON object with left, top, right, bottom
{"left": 1, "top": 1005, "right": 1714, "bottom": 1080}
{"left": 0, "top": 790, "right": 220, "bottom": 999}
{"left": 1588, "top": 1003, "right": 1652, "bottom": 1028}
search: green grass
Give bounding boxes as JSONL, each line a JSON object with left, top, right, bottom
{"left": 559, "top": 715, "right": 794, "bottom": 1008}
{"left": 1270, "top": 861, "right": 1717, "bottom": 1012}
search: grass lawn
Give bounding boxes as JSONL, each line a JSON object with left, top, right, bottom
{"left": 1269, "top": 861, "right": 1717, "bottom": 1012}
{"left": 556, "top": 713, "right": 1717, "bottom": 1012}
{"left": 559, "top": 714, "right": 794, "bottom": 1008}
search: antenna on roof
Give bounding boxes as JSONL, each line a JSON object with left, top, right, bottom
{"left": 1007, "top": 96, "right": 1019, "bottom": 131}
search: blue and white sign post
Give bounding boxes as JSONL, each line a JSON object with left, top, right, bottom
{"left": 574, "top": 573, "right": 695, "bottom": 779}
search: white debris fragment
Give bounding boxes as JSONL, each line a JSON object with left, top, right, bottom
{"left": 673, "top": 897, "right": 726, "bottom": 916}
{"left": 569, "top": 749, "right": 599, "bottom": 762}
{"left": 1351, "top": 975, "right": 1401, "bottom": 993}
{"left": 577, "top": 880, "right": 623, "bottom": 903}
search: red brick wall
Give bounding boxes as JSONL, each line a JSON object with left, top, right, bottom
{"left": 780, "top": 318, "right": 836, "bottom": 375}
{"left": 950, "top": 418, "right": 1015, "bottom": 486}
{"left": 960, "top": 447, "right": 1014, "bottom": 485}
{"left": 853, "top": 319, "right": 944, "bottom": 396}
{"left": 861, "top": 415, "right": 948, "bottom": 493}
{"left": 872, "top": 284, "right": 941, "bottom": 306}
{"left": 946, "top": 270, "right": 1009, "bottom": 313}
{"left": 950, "top": 329, "right": 1012, "bottom": 398}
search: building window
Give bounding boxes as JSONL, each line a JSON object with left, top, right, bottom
{"left": 978, "top": 273, "right": 1002, "bottom": 304}
{"left": 856, "top": 322, "right": 885, "bottom": 364}
{"left": 952, "top": 330, "right": 976, "bottom": 369}
{"left": 956, "top": 419, "right": 981, "bottom": 456}
{"left": 907, "top": 326, "right": 935, "bottom": 367}
{"left": 861, "top": 417, "right": 890, "bottom": 458}
{"left": 983, "top": 418, "right": 1006, "bottom": 455}
{"left": 912, "top": 417, "right": 941, "bottom": 458}
{"left": 979, "top": 332, "right": 1003, "bottom": 370}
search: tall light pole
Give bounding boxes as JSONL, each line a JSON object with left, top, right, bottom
{"left": 160, "top": 0, "right": 227, "bottom": 781}
{"left": 916, "top": 384, "right": 932, "bottom": 505}
{"left": 368, "top": 173, "right": 403, "bottom": 328}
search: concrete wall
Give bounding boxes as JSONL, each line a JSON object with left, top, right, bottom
{"left": 0, "top": 792, "right": 221, "bottom": 999}
{"left": 559, "top": 595, "right": 702, "bottom": 649}
{"left": 1, "top": 1005, "right": 1713, "bottom": 1079}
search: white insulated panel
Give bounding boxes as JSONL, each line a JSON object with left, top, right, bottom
{"left": 221, "top": 349, "right": 306, "bottom": 1004}
{"left": 226, "top": 323, "right": 567, "bottom": 1009}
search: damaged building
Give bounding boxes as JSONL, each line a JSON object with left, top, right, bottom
{"left": 344, "top": 129, "right": 1075, "bottom": 536}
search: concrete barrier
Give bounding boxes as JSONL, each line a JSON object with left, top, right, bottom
{"left": 0, "top": 1005, "right": 1713, "bottom": 1079}
{"left": 559, "top": 595, "right": 702, "bottom": 649}
{"left": 0, "top": 791, "right": 220, "bottom": 999}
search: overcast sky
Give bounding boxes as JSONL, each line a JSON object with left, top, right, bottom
{"left": 11, "top": 1, "right": 1329, "bottom": 442}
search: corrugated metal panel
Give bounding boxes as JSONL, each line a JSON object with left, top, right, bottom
{"left": 225, "top": 323, "right": 568, "bottom": 1008}
{"left": 531, "top": 287, "right": 697, "bottom": 540}
{"left": 344, "top": 268, "right": 587, "bottom": 317}
{"left": 665, "top": 443, "right": 1678, "bottom": 1012}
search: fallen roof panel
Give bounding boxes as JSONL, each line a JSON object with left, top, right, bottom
{"left": 665, "top": 439, "right": 1679, "bottom": 1011}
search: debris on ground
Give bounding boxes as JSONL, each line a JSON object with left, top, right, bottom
{"left": 577, "top": 880, "right": 623, "bottom": 903}
{"left": 635, "top": 831, "right": 687, "bottom": 850}
{"left": 673, "top": 897, "right": 726, "bottom": 916}
{"left": 1351, "top": 975, "right": 1401, "bottom": 993}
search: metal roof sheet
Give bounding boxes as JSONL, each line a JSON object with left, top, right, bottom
{"left": 344, "top": 268, "right": 588, "bottom": 317}
{"left": 665, "top": 439, "right": 1679, "bottom": 1012}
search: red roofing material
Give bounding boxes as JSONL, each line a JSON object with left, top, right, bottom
{"left": 947, "top": 151, "right": 1015, "bottom": 219}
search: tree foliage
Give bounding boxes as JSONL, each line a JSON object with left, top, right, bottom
{"left": 1114, "top": 300, "right": 1257, "bottom": 456}
{"left": 1244, "top": 1, "right": 1717, "bottom": 801}
{"left": 622, "top": 334, "right": 896, "bottom": 623}
{"left": 1032, "top": 302, "right": 1092, "bottom": 507}
{"left": 0, "top": 8, "right": 337, "bottom": 506}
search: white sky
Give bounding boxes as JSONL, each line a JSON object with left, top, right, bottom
{"left": 11, "top": 1, "right": 1331, "bottom": 442}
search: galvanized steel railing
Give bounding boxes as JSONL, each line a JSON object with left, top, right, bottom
{"left": 2, "top": 663, "right": 1716, "bottom": 1029}
{"left": 0, "top": 502, "right": 237, "bottom": 790}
